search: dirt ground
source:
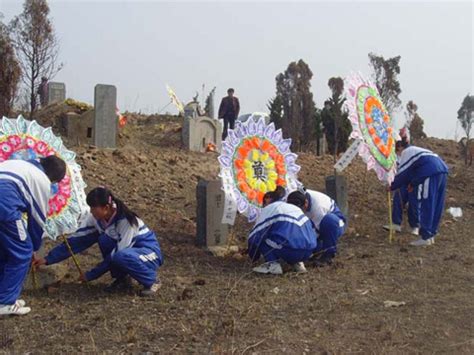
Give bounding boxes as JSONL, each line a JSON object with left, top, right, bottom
{"left": 1, "top": 110, "right": 473, "bottom": 354}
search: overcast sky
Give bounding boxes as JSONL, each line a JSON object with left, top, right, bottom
{"left": 1, "top": 0, "right": 472, "bottom": 139}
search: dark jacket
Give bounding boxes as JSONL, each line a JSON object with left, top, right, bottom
{"left": 218, "top": 96, "right": 240, "bottom": 119}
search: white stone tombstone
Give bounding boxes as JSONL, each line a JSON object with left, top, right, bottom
{"left": 94, "top": 84, "right": 117, "bottom": 148}
{"left": 47, "top": 82, "right": 66, "bottom": 104}
{"left": 182, "top": 102, "right": 222, "bottom": 152}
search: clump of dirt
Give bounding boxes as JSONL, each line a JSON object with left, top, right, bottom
{"left": 2, "top": 111, "right": 473, "bottom": 353}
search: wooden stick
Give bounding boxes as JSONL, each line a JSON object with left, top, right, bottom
{"left": 388, "top": 190, "right": 394, "bottom": 243}
{"left": 61, "top": 235, "right": 86, "bottom": 281}
{"left": 31, "top": 263, "right": 39, "bottom": 290}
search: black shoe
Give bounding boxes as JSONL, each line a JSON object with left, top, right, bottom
{"left": 311, "top": 254, "right": 334, "bottom": 267}
{"left": 105, "top": 277, "right": 133, "bottom": 293}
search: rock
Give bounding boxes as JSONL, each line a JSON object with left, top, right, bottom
{"left": 207, "top": 245, "right": 239, "bottom": 258}
{"left": 384, "top": 300, "right": 406, "bottom": 308}
{"left": 23, "top": 264, "right": 68, "bottom": 290}
{"left": 271, "top": 287, "right": 280, "bottom": 295}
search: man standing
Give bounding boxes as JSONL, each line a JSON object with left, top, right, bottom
{"left": 218, "top": 88, "right": 240, "bottom": 140}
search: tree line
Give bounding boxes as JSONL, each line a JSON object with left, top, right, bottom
{"left": 267, "top": 54, "right": 435, "bottom": 156}
{"left": 1, "top": 1, "right": 471, "bottom": 163}
{"left": 0, "top": 0, "right": 61, "bottom": 118}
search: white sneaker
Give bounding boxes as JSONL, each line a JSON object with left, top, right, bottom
{"left": 409, "top": 227, "right": 419, "bottom": 236}
{"left": 16, "top": 299, "right": 26, "bottom": 307}
{"left": 293, "top": 262, "right": 307, "bottom": 273}
{"left": 383, "top": 224, "right": 402, "bottom": 233}
{"left": 140, "top": 282, "right": 162, "bottom": 297}
{"left": 252, "top": 262, "right": 283, "bottom": 275}
{"left": 0, "top": 303, "right": 31, "bottom": 316}
{"left": 410, "top": 238, "right": 434, "bottom": 246}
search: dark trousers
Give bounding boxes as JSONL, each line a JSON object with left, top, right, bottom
{"left": 222, "top": 116, "right": 236, "bottom": 141}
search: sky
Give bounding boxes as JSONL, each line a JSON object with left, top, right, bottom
{"left": 1, "top": 0, "right": 472, "bottom": 139}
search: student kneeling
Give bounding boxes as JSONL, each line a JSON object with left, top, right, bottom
{"left": 34, "top": 187, "right": 163, "bottom": 296}
{"left": 287, "top": 189, "right": 346, "bottom": 264}
{"left": 248, "top": 191, "right": 317, "bottom": 275}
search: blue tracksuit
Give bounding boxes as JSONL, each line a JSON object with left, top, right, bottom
{"left": 391, "top": 146, "right": 448, "bottom": 240}
{"left": 45, "top": 213, "right": 163, "bottom": 287}
{"left": 0, "top": 160, "right": 51, "bottom": 305}
{"left": 305, "top": 190, "right": 346, "bottom": 259}
{"left": 392, "top": 185, "right": 419, "bottom": 228}
{"left": 248, "top": 201, "right": 317, "bottom": 264}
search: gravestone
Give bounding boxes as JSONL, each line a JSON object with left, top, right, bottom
{"left": 205, "top": 87, "right": 216, "bottom": 119}
{"left": 47, "top": 82, "right": 66, "bottom": 104}
{"left": 317, "top": 135, "right": 327, "bottom": 156}
{"left": 325, "top": 175, "right": 349, "bottom": 218}
{"left": 196, "top": 179, "right": 230, "bottom": 247}
{"left": 59, "top": 111, "right": 94, "bottom": 146}
{"left": 94, "top": 84, "right": 117, "bottom": 148}
{"left": 182, "top": 102, "right": 222, "bottom": 152}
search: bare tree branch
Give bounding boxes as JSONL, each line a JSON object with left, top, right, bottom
{"left": 9, "top": 0, "right": 63, "bottom": 117}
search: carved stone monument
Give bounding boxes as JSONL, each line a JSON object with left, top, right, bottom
{"left": 59, "top": 110, "right": 94, "bottom": 146}
{"left": 182, "top": 101, "right": 222, "bottom": 152}
{"left": 325, "top": 175, "right": 349, "bottom": 219}
{"left": 47, "top": 82, "right": 66, "bottom": 104}
{"left": 196, "top": 179, "right": 230, "bottom": 247}
{"left": 94, "top": 84, "right": 117, "bottom": 148}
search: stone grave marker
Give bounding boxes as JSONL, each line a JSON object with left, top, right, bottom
{"left": 59, "top": 111, "right": 94, "bottom": 146}
{"left": 47, "top": 82, "right": 66, "bottom": 104}
{"left": 196, "top": 179, "right": 229, "bottom": 247}
{"left": 182, "top": 101, "right": 222, "bottom": 152}
{"left": 317, "top": 135, "right": 327, "bottom": 156}
{"left": 94, "top": 84, "right": 117, "bottom": 148}
{"left": 325, "top": 175, "right": 349, "bottom": 218}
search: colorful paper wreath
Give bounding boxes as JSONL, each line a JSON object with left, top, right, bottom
{"left": 0, "top": 115, "right": 89, "bottom": 239}
{"left": 344, "top": 73, "right": 397, "bottom": 184}
{"left": 219, "top": 116, "right": 301, "bottom": 222}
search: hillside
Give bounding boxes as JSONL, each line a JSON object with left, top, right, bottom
{"left": 2, "top": 109, "right": 473, "bottom": 353}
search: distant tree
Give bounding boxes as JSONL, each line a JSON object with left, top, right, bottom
{"left": 314, "top": 107, "right": 324, "bottom": 155}
{"left": 204, "top": 86, "right": 216, "bottom": 118}
{"left": 9, "top": 0, "right": 63, "bottom": 117}
{"left": 405, "top": 100, "right": 427, "bottom": 142}
{"left": 457, "top": 94, "right": 474, "bottom": 165}
{"left": 267, "top": 95, "right": 283, "bottom": 129}
{"left": 321, "top": 77, "right": 352, "bottom": 160}
{"left": 368, "top": 53, "right": 402, "bottom": 116}
{"left": 409, "top": 115, "right": 427, "bottom": 142}
{"left": 0, "top": 14, "right": 21, "bottom": 117}
{"left": 275, "top": 59, "right": 316, "bottom": 150}
{"left": 405, "top": 100, "right": 417, "bottom": 127}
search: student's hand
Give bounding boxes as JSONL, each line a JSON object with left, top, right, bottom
{"left": 407, "top": 184, "right": 414, "bottom": 193}
{"left": 32, "top": 255, "right": 47, "bottom": 268}
{"left": 386, "top": 185, "right": 392, "bottom": 192}
{"left": 78, "top": 273, "right": 88, "bottom": 283}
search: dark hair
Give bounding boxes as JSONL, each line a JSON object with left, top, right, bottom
{"left": 263, "top": 186, "right": 286, "bottom": 205}
{"left": 395, "top": 136, "right": 409, "bottom": 150}
{"left": 287, "top": 191, "right": 307, "bottom": 209}
{"left": 227, "top": 88, "right": 234, "bottom": 94}
{"left": 40, "top": 156, "right": 66, "bottom": 183}
{"left": 86, "top": 187, "right": 138, "bottom": 226}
